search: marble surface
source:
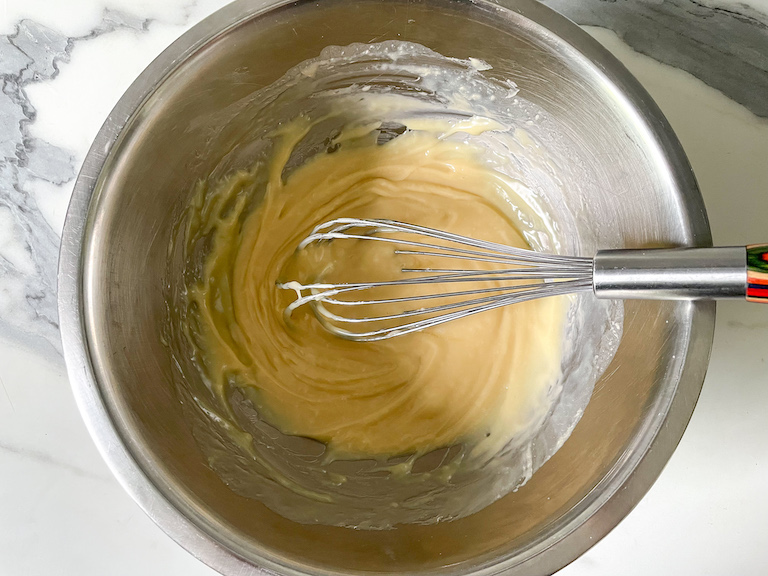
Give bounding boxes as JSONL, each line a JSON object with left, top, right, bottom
{"left": 1, "top": 1, "right": 767, "bottom": 574}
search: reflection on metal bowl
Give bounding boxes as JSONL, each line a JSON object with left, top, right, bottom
{"left": 58, "top": 0, "right": 714, "bottom": 574}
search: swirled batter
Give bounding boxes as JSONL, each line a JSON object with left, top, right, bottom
{"left": 169, "top": 41, "right": 620, "bottom": 528}
{"left": 184, "top": 115, "right": 564, "bottom": 459}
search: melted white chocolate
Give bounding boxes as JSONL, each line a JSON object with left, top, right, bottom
{"left": 168, "top": 41, "right": 621, "bottom": 528}
{"left": 185, "top": 116, "right": 565, "bottom": 459}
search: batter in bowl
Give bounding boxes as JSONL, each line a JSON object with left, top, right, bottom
{"left": 168, "top": 41, "right": 620, "bottom": 528}
{"left": 185, "top": 116, "right": 565, "bottom": 459}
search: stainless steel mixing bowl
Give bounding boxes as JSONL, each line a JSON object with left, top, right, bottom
{"left": 58, "top": 0, "right": 714, "bottom": 574}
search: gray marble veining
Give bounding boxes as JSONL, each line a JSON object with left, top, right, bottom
{"left": 543, "top": 0, "right": 768, "bottom": 118}
{"left": 0, "top": 12, "right": 149, "bottom": 359}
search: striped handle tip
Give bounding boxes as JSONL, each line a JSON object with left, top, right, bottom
{"left": 747, "top": 244, "right": 768, "bottom": 303}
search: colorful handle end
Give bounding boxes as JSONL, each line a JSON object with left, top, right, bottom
{"left": 747, "top": 244, "right": 768, "bottom": 303}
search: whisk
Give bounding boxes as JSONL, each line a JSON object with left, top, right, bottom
{"left": 279, "top": 218, "right": 768, "bottom": 341}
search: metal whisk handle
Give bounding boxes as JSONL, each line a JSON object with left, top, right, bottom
{"left": 593, "top": 244, "right": 768, "bottom": 302}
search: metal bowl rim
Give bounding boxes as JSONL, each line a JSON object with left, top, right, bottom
{"left": 57, "top": 0, "right": 715, "bottom": 574}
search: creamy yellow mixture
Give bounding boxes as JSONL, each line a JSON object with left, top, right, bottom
{"left": 184, "top": 115, "right": 566, "bottom": 459}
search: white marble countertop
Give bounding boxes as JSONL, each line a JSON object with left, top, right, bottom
{"left": 1, "top": 1, "right": 767, "bottom": 574}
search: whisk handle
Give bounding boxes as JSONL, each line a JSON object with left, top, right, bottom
{"left": 747, "top": 244, "right": 768, "bottom": 302}
{"left": 593, "top": 246, "right": 758, "bottom": 301}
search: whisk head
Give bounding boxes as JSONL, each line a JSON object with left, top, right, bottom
{"left": 278, "top": 218, "right": 594, "bottom": 341}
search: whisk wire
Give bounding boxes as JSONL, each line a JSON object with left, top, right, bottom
{"left": 316, "top": 279, "right": 592, "bottom": 324}
{"left": 302, "top": 218, "right": 592, "bottom": 265}
{"left": 311, "top": 279, "right": 591, "bottom": 340}
{"left": 394, "top": 249, "right": 594, "bottom": 267}
{"left": 281, "top": 218, "right": 594, "bottom": 341}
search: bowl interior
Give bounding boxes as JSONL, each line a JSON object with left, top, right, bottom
{"left": 80, "top": 0, "right": 710, "bottom": 573}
